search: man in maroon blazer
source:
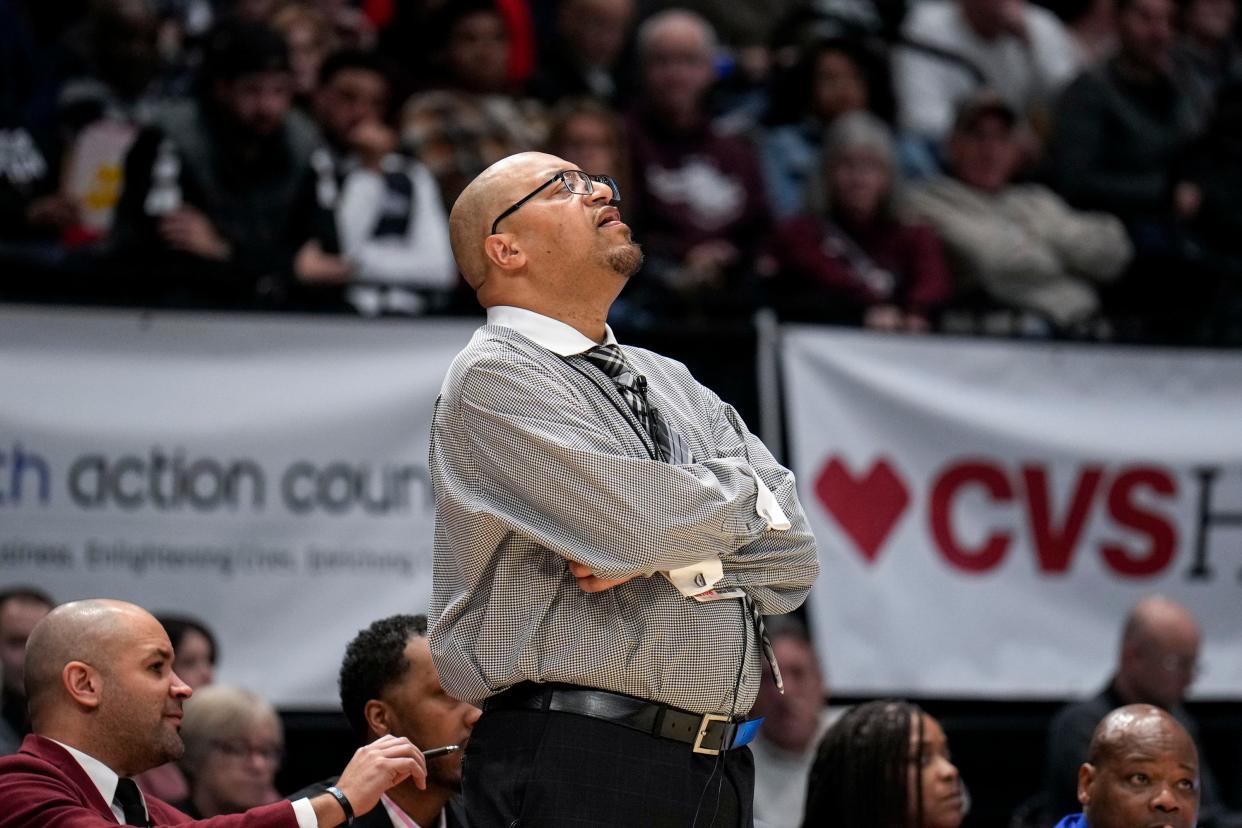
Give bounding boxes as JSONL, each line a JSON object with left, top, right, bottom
{"left": 0, "top": 598, "right": 427, "bottom": 827}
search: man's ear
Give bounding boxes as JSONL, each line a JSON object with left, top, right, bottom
{"left": 63, "top": 661, "right": 103, "bottom": 711}
{"left": 364, "top": 699, "right": 391, "bottom": 738}
{"left": 484, "top": 234, "right": 526, "bottom": 272}
{"left": 1078, "top": 762, "right": 1096, "bottom": 807}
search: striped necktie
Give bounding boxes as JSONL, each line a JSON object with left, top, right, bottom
{"left": 584, "top": 344, "right": 677, "bottom": 462}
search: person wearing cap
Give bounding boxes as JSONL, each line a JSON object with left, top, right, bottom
{"left": 905, "top": 89, "right": 1131, "bottom": 331}
{"left": 109, "top": 18, "right": 321, "bottom": 309}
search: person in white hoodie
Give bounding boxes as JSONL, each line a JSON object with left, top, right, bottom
{"left": 294, "top": 49, "right": 458, "bottom": 317}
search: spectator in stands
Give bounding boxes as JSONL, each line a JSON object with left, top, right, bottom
{"left": 803, "top": 699, "right": 965, "bottom": 828}
{"left": 1172, "top": 0, "right": 1242, "bottom": 129}
{"left": 1042, "top": 595, "right": 1242, "bottom": 827}
{"left": 773, "top": 111, "right": 951, "bottom": 330}
{"left": 0, "top": 588, "right": 53, "bottom": 755}
{"left": 53, "top": 0, "right": 165, "bottom": 248}
{"left": 749, "top": 617, "right": 833, "bottom": 828}
{"left": 530, "top": 0, "right": 637, "bottom": 106}
{"left": 545, "top": 97, "right": 631, "bottom": 208}
{"left": 399, "top": 0, "right": 546, "bottom": 212}
{"left": 174, "top": 685, "right": 283, "bottom": 818}
{"left": 894, "top": 0, "right": 1079, "bottom": 155}
{"left": 1063, "top": 0, "right": 1121, "bottom": 64}
{"left": 760, "top": 38, "right": 880, "bottom": 218}
{"left": 294, "top": 49, "right": 457, "bottom": 316}
{"left": 1052, "top": 704, "right": 1199, "bottom": 828}
{"left": 136, "top": 614, "right": 219, "bottom": 802}
{"left": 1176, "top": 81, "right": 1242, "bottom": 342}
{"left": 906, "top": 91, "right": 1131, "bottom": 331}
{"left": 620, "top": 8, "right": 771, "bottom": 326}
{"left": 0, "top": 598, "right": 427, "bottom": 828}
{"left": 157, "top": 614, "right": 218, "bottom": 690}
{"left": 110, "top": 19, "right": 321, "bottom": 309}
{"left": 271, "top": 3, "right": 339, "bottom": 110}
{"left": 294, "top": 614, "right": 479, "bottom": 828}
{"left": 1049, "top": 0, "right": 1196, "bottom": 226}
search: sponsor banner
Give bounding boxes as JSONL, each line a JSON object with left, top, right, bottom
{"left": 783, "top": 327, "right": 1242, "bottom": 699}
{"left": 0, "top": 306, "right": 477, "bottom": 707}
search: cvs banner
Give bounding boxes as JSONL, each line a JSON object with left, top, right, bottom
{"left": 782, "top": 327, "right": 1242, "bottom": 699}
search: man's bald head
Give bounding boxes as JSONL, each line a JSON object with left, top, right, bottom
{"left": 1122, "top": 596, "right": 1199, "bottom": 650}
{"left": 1116, "top": 595, "right": 1200, "bottom": 710}
{"left": 449, "top": 152, "right": 567, "bottom": 295}
{"left": 25, "top": 599, "right": 154, "bottom": 721}
{"left": 1087, "top": 704, "right": 1196, "bottom": 767}
{"left": 1080, "top": 705, "right": 1199, "bottom": 828}
{"left": 24, "top": 598, "right": 192, "bottom": 776}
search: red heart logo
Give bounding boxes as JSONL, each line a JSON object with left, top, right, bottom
{"left": 815, "top": 457, "right": 910, "bottom": 564}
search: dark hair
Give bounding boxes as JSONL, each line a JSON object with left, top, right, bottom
{"left": 339, "top": 614, "right": 428, "bottom": 740}
{"left": 155, "top": 614, "right": 218, "bottom": 666}
{"left": 201, "top": 18, "right": 291, "bottom": 86}
{"left": 317, "top": 47, "right": 391, "bottom": 89}
{"left": 0, "top": 587, "right": 54, "bottom": 616}
{"left": 764, "top": 36, "right": 892, "bottom": 126}
{"left": 803, "top": 699, "right": 925, "bottom": 828}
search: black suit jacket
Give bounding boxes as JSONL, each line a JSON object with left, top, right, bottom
{"left": 289, "top": 778, "right": 469, "bottom": 828}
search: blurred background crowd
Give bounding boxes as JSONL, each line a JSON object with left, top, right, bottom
{"left": 3, "top": 0, "right": 1242, "bottom": 825}
{"left": 3, "top": 0, "right": 1241, "bottom": 343}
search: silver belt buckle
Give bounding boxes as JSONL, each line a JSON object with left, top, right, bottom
{"left": 692, "top": 713, "right": 729, "bottom": 755}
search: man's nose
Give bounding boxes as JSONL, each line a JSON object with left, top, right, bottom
{"left": 463, "top": 703, "right": 483, "bottom": 728}
{"left": 170, "top": 670, "right": 192, "bottom": 698}
{"left": 1151, "top": 784, "right": 1180, "bottom": 812}
{"left": 586, "top": 181, "right": 613, "bottom": 205}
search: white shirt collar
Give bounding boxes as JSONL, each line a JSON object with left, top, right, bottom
{"left": 48, "top": 738, "right": 128, "bottom": 819}
{"left": 486, "top": 305, "right": 617, "bottom": 357}
{"left": 379, "top": 792, "right": 448, "bottom": 828}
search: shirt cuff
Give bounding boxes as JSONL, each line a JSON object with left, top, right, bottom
{"left": 750, "top": 468, "right": 791, "bottom": 530}
{"left": 664, "top": 558, "right": 724, "bottom": 597}
{"left": 292, "top": 797, "right": 318, "bottom": 828}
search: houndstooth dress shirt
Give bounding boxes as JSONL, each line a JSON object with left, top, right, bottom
{"left": 428, "top": 307, "right": 820, "bottom": 717}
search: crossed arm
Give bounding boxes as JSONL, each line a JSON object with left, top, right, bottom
{"left": 453, "top": 355, "right": 819, "bottom": 612}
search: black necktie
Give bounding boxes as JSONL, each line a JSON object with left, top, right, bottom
{"left": 585, "top": 344, "right": 686, "bottom": 463}
{"left": 114, "top": 777, "right": 149, "bottom": 827}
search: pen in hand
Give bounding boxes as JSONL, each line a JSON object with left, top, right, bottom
{"left": 422, "top": 745, "right": 462, "bottom": 759}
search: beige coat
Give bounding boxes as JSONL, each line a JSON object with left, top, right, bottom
{"left": 905, "top": 176, "right": 1132, "bottom": 326}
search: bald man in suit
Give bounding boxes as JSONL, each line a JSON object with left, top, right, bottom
{"left": 0, "top": 598, "right": 427, "bottom": 828}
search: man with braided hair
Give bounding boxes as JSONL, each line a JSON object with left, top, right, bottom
{"left": 428, "top": 150, "right": 819, "bottom": 825}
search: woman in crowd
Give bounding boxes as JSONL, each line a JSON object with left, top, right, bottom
{"left": 159, "top": 613, "right": 218, "bottom": 688}
{"left": 544, "top": 97, "right": 631, "bottom": 205}
{"left": 760, "top": 37, "right": 889, "bottom": 218}
{"left": 175, "top": 685, "right": 285, "bottom": 818}
{"left": 803, "top": 699, "right": 966, "bottom": 828}
{"left": 771, "top": 111, "right": 951, "bottom": 330}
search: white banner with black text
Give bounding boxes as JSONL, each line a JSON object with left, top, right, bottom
{"left": 0, "top": 306, "right": 477, "bottom": 707}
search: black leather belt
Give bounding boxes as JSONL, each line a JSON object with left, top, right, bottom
{"left": 482, "top": 683, "right": 759, "bottom": 755}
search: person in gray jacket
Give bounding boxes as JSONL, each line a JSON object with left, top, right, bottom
{"left": 905, "top": 91, "right": 1131, "bottom": 329}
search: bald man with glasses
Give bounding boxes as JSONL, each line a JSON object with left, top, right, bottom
{"left": 428, "top": 151, "right": 819, "bottom": 827}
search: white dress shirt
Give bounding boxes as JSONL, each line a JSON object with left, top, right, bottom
{"left": 50, "top": 738, "right": 317, "bottom": 827}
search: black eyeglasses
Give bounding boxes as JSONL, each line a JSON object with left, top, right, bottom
{"left": 491, "top": 169, "right": 621, "bottom": 235}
